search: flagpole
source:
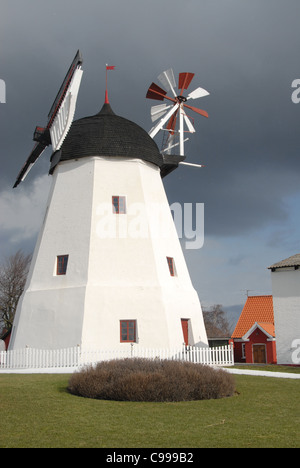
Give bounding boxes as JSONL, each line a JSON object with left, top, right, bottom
{"left": 105, "top": 64, "right": 115, "bottom": 104}
{"left": 105, "top": 64, "right": 109, "bottom": 104}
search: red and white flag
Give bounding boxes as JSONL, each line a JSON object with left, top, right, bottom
{"left": 106, "top": 65, "right": 115, "bottom": 70}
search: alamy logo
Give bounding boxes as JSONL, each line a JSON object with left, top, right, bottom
{"left": 291, "top": 339, "right": 300, "bottom": 364}
{"left": 291, "top": 79, "right": 300, "bottom": 104}
{"left": 95, "top": 202, "right": 205, "bottom": 250}
{"left": 0, "top": 79, "right": 5, "bottom": 103}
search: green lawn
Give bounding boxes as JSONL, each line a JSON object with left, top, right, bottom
{"left": 0, "top": 373, "right": 299, "bottom": 448}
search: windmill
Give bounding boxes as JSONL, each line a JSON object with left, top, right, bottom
{"left": 13, "top": 50, "right": 83, "bottom": 188}
{"left": 10, "top": 59, "right": 208, "bottom": 353}
{"left": 146, "top": 68, "right": 209, "bottom": 166}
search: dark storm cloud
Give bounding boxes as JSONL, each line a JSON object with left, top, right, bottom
{"left": 162, "top": 0, "right": 300, "bottom": 237}
{"left": 1, "top": 0, "right": 300, "bottom": 239}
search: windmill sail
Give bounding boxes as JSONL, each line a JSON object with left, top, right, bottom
{"left": 50, "top": 66, "right": 83, "bottom": 151}
{"left": 13, "top": 143, "right": 47, "bottom": 188}
{"left": 13, "top": 50, "right": 83, "bottom": 188}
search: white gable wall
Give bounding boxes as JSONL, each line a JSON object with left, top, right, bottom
{"left": 271, "top": 267, "right": 300, "bottom": 364}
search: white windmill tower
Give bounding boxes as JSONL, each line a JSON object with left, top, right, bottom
{"left": 146, "top": 68, "right": 209, "bottom": 165}
{"left": 9, "top": 54, "right": 208, "bottom": 352}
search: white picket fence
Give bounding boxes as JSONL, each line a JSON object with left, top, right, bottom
{"left": 0, "top": 344, "right": 234, "bottom": 372}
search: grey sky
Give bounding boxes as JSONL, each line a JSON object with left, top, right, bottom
{"left": 1, "top": 0, "right": 300, "bottom": 320}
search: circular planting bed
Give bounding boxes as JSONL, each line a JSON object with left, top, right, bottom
{"left": 68, "top": 358, "right": 235, "bottom": 402}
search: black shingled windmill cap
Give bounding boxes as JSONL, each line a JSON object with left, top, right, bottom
{"left": 50, "top": 100, "right": 185, "bottom": 178}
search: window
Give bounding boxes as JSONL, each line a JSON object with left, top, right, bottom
{"left": 120, "top": 320, "right": 136, "bottom": 342}
{"left": 57, "top": 255, "right": 69, "bottom": 275}
{"left": 167, "top": 257, "right": 176, "bottom": 276}
{"left": 242, "top": 343, "right": 246, "bottom": 359}
{"left": 112, "top": 196, "right": 126, "bottom": 214}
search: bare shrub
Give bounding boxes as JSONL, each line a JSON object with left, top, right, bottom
{"left": 68, "top": 358, "right": 235, "bottom": 402}
{"left": 0, "top": 250, "right": 32, "bottom": 333}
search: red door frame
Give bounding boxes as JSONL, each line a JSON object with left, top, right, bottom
{"left": 181, "top": 319, "right": 189, "bottom": 346}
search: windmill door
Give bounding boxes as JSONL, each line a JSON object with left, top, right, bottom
{"left": 181, "top": 319, "right": 189, "bottom": 346}
{"left": 253, "top": 345, "right": 266, "bottom": 364}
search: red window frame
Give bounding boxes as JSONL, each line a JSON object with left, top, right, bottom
{"left": 166, "top": 257, "right": 176, "bottom": 276}
{"left": 120, "top": 320, "right": 136, "bottom": 343}
{"left": 112, "top": 196, "right": 126, "bottom": 214}
{"left": 57, "top": 255, "right": 69, "bottom": 275}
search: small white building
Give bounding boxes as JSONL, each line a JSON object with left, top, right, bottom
{"left": 269, "top": 254, "right": 300, "bottom": 365}
{"left": 9, "top": 102, "right": 208, "bottom": 352}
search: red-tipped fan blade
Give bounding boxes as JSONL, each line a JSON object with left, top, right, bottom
{"left": 178, "top": 73, "right": 195, "bottom": 94}
{"left": 146, "top": 83, "right": 177, "bottom": 103}
{"left": 166, "top": 108, "right": 179, "bottom": 135}
{"left": 183, "top": 103, "right": 209, "bottom": 118}
{"left": 146, "top": 82, "right": 167, "bottom": 101}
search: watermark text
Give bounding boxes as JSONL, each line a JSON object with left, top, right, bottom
{"left": 95, "top": 202, "right": 204, "bottom": 250}
{"left": 291, "top": 79, "right": 300, "bottom": 103}
{"left": 0, "top": 79, "right": 5, "bottom": 103}
{"left": 291, "top": 339, "right": 300, "bottom": 364}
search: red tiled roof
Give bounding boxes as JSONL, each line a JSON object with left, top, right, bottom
{"left": 257, "top": 322, "right": 275, "bottom": 337}
{"left": 231, "top": 295, "right": 274, "bottom": 339}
